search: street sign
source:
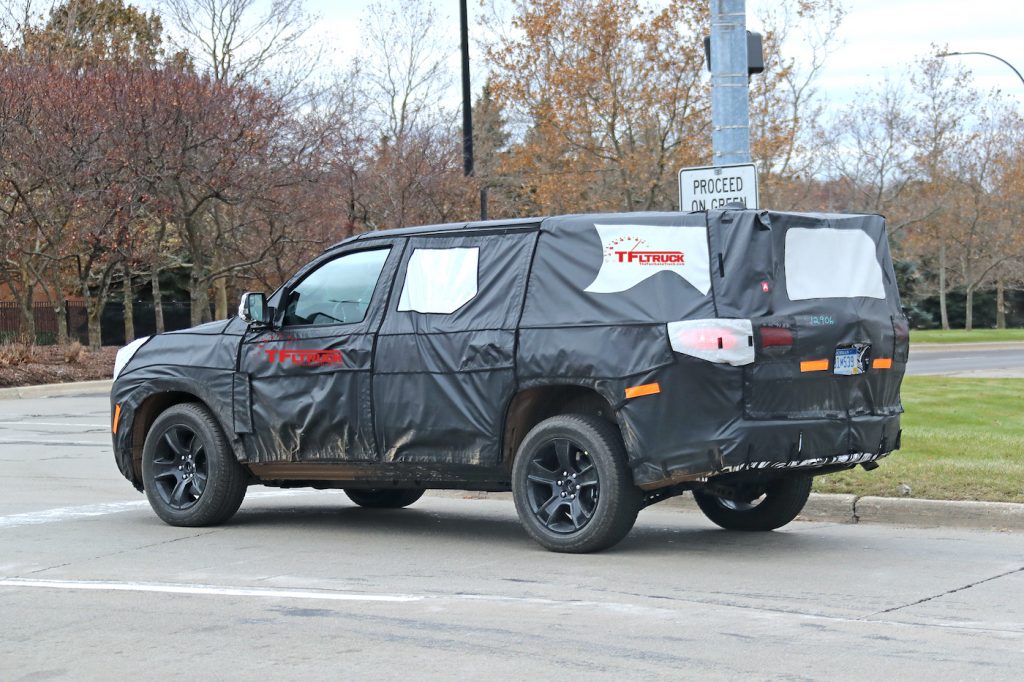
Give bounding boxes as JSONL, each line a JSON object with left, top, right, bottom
{"left": 679, "top": 163, "right": 759, "bottom": 211}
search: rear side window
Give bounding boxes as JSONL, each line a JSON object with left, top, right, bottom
{"left": 785, "top": 228, "right": 885, "bottom": 300}
{"left": 283, "top": 248, "right": 391, "bottom": 326}
{"left": 397, "top": 247, "right": 479, "bottom": 314}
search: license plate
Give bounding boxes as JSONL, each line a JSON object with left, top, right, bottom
{"left": 834, "top": 345, "right": 869, "bottom": 375}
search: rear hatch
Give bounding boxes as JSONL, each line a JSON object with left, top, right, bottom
{"left": 706, "top": 210, "right": 908, "bottom": 421}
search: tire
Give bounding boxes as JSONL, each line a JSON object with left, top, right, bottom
{"left": 693, "top": 476, "right": 812, "bottom": 531}
{"left": 512, "top": 414, "right": 642, "bottom": 553}
{"left": 344, "top": 488, "right": 425, "bottom": 509}
{"left": 141, "top": 402, "right": 248, "bottom": 527}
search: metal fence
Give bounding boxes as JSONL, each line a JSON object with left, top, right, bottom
{"left": 0, "top": 300, "right": 198, "bottom": 346}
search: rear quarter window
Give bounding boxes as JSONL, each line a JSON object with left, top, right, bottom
{"left": 784, "top": 228, "right": 885, "bottom": 300}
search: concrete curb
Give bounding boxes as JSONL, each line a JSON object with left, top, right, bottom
{"left": 854, "top": 496, "right": 1024, "bottom": 531}
{"left": 0, "top": 379, "right": 112, "bottom": 400}
{"left": 426, "top": 490, "right": 1024, "bottom": 532}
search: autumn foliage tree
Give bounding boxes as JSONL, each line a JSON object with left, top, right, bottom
{"left": 483, "top": 0, "right": 709, "bottom": 214}
{"left": 2, "top": 0, "right": 1024, "bottom": 344}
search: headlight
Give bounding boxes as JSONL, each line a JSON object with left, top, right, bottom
{"left": 113, "top": 336, "right": 150, "bottom": 380}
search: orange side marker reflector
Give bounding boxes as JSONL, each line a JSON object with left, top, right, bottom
{"left": 800, "top": 359, "right": 829, "bottom": 373}
{"left": 624, "top": 382, "right": 661, "bottom": 399}
{"left": 872, "top": 358, "right": 893, "bottom": 370}
{"left": 112, "top": 404, "right": 121, "bottom": 434}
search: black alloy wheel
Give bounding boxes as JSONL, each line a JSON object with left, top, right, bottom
{"left": 149, "top": 424, "right": 209, "bottom": 511}
{"left": 142, "top": 403, "right": 248, "bottom": 527}
{"left": 512, "top": 414, "right": 641, "bottom": 553}
{"left": 523, "top": 437, "right": 600, "bottom": 534}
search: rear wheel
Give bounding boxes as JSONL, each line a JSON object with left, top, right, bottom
{"left": 512, "top": 414, "right": 641, "bottom": 553}
{"left": 344, "top": 488, "right": 425, "bottom": 509}
{"left": 693, "top": 476, "right": 812, "bottom": 531}
{"left": 141, "top": 403, "right": 248, "bottom": 527}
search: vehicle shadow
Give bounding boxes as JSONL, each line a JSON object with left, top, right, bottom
{"left": 226, "top": 496, "right": 852, "bottom": 557}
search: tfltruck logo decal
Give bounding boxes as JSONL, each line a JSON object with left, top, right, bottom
{"left": 256, "top": 331, "right": 344, "bottom": 366}
{"left": 584, "top": 224, "right": 711, "bottom": 295}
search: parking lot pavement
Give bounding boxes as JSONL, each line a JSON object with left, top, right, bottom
{"left": 2, "top": 393, "right": 1023, "bottom": 680}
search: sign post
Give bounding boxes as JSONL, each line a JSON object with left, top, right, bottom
{"left": 679, "top": 163, "right": 759, "bottom": 211}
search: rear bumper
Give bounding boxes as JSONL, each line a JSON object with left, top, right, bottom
{"left": 615, "top": 354, "right": 904, "bottom": 489}
{"left": 629, "top": 412, "right": 901, "bottom": 488}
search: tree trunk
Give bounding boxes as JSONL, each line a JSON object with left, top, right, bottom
{"left": 123, "top": 264, "right": 135, "bottom": 343}
{"left": 996, "top": 276, "right": 1006, "bottom": 329}
{"left": 151, "top": 266, "right": 165, "bottom": 334}
{"left": 12, "top": 283, "right": 35, "bottom": 344}
{"left": 214, "top": 276, "right": 228, "bottom": 320}
{"left": 964, "top": 285, "right": 974, "bottom": 332}
{"left": 18, "top": 300, "right": 35, "bottom": 345}
{"left": 938, "top": 241, "right": 950, "bottom": 330}
{"left": 14, "top": 269, "right": 36, "bottom": 344}
{"left": 55, "top": 297, "right": 68, "bottom": 346}
{"left": 189, "top": 271, "right": 211, "bottom": 326}
{"left": 87, "top": 304, "right": 102, "bottom": 351}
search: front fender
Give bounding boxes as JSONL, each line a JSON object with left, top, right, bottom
{"left": 111, "top": 369, "right": 245, "bottom": 490}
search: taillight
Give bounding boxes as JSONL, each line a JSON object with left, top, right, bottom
{"left": 674, "top": 326, "right": 739, "bottom": 351}
{"left": 894, "top": 316, "right": 910, "bottom": 346}
{"left": 667, "top": 319, "right": 754, "bottom": 366}
{"left": 759, "top": 326, "right": 794, "bottom": 352}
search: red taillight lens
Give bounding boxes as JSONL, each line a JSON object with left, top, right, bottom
{"left": 759, "top": 326, "right": 794, "bottom": 348}
{"left": 894, "top": 317, "right": 910, "bottom": 345}
{"left": 667, "top": 319, "right": 755, "bottom": 366}
{"left": 674, "top": 326, "right": 739, "bottom": 351}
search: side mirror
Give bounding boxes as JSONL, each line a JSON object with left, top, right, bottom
{"left": 238, "top": 292, "right": 270, "bottom": 326}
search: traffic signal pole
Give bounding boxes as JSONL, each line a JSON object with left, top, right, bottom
{"left": 459, "top": 0, "right": 488, "bottom": 219}
{"left": 710, "top": 0, "right": 751, "bottom": 165}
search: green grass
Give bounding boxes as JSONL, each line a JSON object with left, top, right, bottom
{"left": 813, "top": 376, "right": 1024, "bottom": 503}
{"left": 911, "top": 328, "right": 1024, "bottom": 344}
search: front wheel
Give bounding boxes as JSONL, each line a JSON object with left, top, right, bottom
{"left": 141, "top": 402, "right": 248, "bottom": 527}
{"left": 693, "top": 476, "right": 812, "bottom": 531}
{"left": 512, "top": 414, "right": 641, "bottom": 553}
{"left": 344, "top": 488, "right": 425, "bottom": 509}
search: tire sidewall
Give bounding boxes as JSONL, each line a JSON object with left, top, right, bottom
{"left": 512, "top": 414, "right": 639, "bottom": 553}
{"left": 142, "top": 403, "right": 244, "bottom": 527}
{"left": 693, "top": 476, "right": 812, "bottom": 532}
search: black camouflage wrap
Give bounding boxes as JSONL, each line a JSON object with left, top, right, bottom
{"left": 111, "top": 210, "right": 906, "bottom": 491}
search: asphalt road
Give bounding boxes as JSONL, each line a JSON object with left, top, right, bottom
{"left": 907, "top": 342, "right": 1024, "bottom": 377}
{"left": 2, "top": 392, "right": 1023, "bottom": 680}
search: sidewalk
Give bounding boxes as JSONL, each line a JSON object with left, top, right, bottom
{"left": 0, "top": 379, "right": 112, "bottom": 400}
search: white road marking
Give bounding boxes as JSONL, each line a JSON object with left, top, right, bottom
{"left": 0, "top": 439, "right": 109, "bottom": 446}
{"left": 0, "top": 578, "right": 652, "bottom": 614}
{"left": 0, "top": 578, "right": 421, "bottom": 603}
{"left": 0, "top": 500, "right": 150, "bottom": 528}
{"left": 0, "top": 422, "right": 109, "bottom": 428}
{"left": 0, "top": 490, "right": 321, "bottom": 529}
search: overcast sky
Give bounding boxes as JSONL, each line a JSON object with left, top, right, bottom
{"left": 304, "top": 0, "right": 1024, "bottom": 108}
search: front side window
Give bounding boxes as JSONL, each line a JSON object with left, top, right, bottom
{"left": 283, "top": 248, "right": 391, "bottom": 326}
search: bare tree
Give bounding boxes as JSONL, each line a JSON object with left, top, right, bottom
{"left": 363, "top": 0, "right": 452, "bottom": 145}
{"left": 161, "top": 0, "right": 319, "bottom": 90}
{"left": 751, "top": 0, "right": 845, "bottom": 208}
{"left": 358, "top": 0, "right": 469, "bottom": 229}
{"left": 823, "top": 78, "right": 924, "bottom": 227}
{"left": 907, "top": 50, "right": 981, "bottom": 329}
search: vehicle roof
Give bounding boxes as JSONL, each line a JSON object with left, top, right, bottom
{"left": 328, "top": 217, "right": 546, "bottom": 250}
{"left": 326, "top": 209, "right": 883, "bottom": 253}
